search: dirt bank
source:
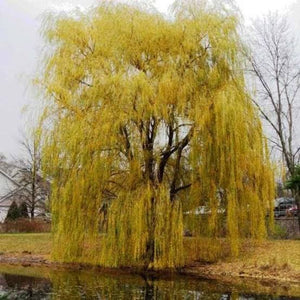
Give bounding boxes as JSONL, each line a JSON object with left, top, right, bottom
{"left": 0, "top": 251, "right": 298, "bottom": 284}
{"left": 181, "top": 260, "right": 300, "bottom": 284}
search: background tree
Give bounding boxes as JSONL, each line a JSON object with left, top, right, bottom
{"left": 14, "top": 132, "right": 50, "bottom": 219}
{"left": 39, "top": 0, "right": 274, "bottom": 269}
{"left": 5, "top": 201, "right": 21, "bottom": 221}
{"left": 246, "top": 13, "right": 300, "bottom": 176}
{"left": 19, "top": 201, "right": 29, "bottom": 218}
{"left": 245, "top": 13, "right": 300, "bottom": 228}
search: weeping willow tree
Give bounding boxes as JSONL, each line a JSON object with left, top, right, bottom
{"left": 39, "top": 0, "right": 274, "bottom": 269}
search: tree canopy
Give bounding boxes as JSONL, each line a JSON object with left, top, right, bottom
{"left": 39, "top": 0, "right": 274, "bottom": 269}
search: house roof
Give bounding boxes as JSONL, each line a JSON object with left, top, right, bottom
{"left": 0, "top": 186, "right": 29, "bottom": 204}
{"left": 0, "top": 168, "right": 30, "bottom": 204}
{"left": 0, "top": 169, "right": 21, "bottom": 188}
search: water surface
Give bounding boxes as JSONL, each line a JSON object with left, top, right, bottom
{"left": 0, "top": 266, "right": 298, "bottom": 299}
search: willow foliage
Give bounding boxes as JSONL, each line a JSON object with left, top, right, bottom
{"left": 39, "top": 0, "right": 274, "bottom": 269}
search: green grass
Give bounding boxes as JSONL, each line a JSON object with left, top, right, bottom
{"left": 0, "top": 233, "right": 298, "bottom": 275}
{"left": 0, "top": 233, "right": 51, "bottom": 255}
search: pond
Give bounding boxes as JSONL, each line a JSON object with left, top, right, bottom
{"left": 0, "top": 265, "right": 298, "bottom": 299}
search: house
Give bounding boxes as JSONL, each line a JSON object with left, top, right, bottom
{"left": 0, "top": 168, "right": 49, "bottom": 222}
{"left": 0, "top": 169, "right": 24, "bottom": 221}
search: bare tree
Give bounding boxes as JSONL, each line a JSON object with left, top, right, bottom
{"left": 245, "top": 13, "right": 300, "bottom": 228}
{"left": 15, "top": 133, "right": 50, "bottom": 219}
{"left": 246, "top": 13, "right": 300, "bottom": 176}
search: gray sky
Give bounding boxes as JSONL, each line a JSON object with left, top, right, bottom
{"left": 0, "top": 0, "right": 299, "bottom": 158}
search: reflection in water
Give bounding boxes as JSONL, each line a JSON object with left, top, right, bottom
{"left": 0, "top": 273, "right": 51, "bottom": 299}
{"left": 0, "top": 269, "right": 297, "bottom": 299}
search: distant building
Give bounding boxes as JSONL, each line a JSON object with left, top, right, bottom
{"left": 0, "top": 168, "right": 49, "bottom": 222}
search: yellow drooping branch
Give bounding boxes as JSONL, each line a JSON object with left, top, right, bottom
{"left": 38, "top": 1, "right": 274, "bottom": 269}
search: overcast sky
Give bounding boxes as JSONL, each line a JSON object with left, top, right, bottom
{"left": 0, "top": 0, "right": 299, "bottom": 159}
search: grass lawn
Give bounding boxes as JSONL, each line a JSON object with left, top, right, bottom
{"left": 238, "top": 240, "right": 300, "bottom": 272}
{"left": 0, "top": 233, "right": 51, "bottom": 255}
{"left": 0, "top": 233, "right": 298, "bottom": 277}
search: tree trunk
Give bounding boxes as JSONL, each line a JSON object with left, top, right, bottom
{"left": 30, "top": 205, "right": 35, "bottom": 219}
{"left": 146, "top": 196, "right": 155, "bottom": 268}
{"left": 296, "top": 187, "right": 300, "bottom": 231}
